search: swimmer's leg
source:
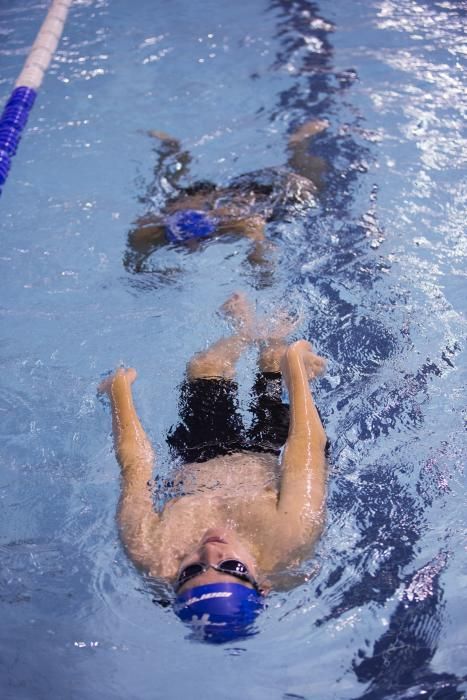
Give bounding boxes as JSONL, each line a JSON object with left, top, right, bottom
{"left": 169, "top": 292, "right": 256, "bottom": 461}
{"left": 257, "top": 307, "right": 303, "bottom": 371}
{"left": 248, "top": 314, "right": 298, "bottom": 450}
{"left": 287, "top": 119, "right": 328, "bottom": 187}
{"left": 187, "top": 292, "right": 256, "bottom": 380}
{"left": 288, "top": 119, "right": 328, "bottom": 146}
{"left": 248, "top": 304, "right": 327, "bottom": 452}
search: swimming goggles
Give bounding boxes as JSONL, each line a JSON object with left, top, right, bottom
{"left": 176, "top": 559, "right": 259, "bottom": 592}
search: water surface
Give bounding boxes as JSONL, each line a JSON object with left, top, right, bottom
{"left": 1, "top": 0, "right": 466, "bottom": 698}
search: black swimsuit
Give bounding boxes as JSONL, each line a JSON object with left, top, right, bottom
{"left": 167, "top": 372, "right": 289, "bottom": 463}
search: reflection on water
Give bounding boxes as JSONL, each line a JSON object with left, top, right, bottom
{"left": 266, "top": 0, "right": 466, "bottom": 697}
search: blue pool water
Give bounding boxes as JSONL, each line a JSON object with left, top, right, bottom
{"left": 1, "top": 0, "right": 466, "bottom": 697}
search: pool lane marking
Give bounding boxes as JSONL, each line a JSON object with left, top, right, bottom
{"left": 0, "top": 0, "right": 73, "bottom": 195}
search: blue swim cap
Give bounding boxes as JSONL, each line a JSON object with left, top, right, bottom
{"left": 165, "top": 209, "right": 217, "bottom": 243}
{"left": 174, "top": 582, "right": 263, "bottom": 643}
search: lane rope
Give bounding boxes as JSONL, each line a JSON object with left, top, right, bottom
{"left": 0, "top": 0, "right": 73, "bottom": 195}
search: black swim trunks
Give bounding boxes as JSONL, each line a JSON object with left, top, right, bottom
{"left": 167, "top": 372, "right": 290, "bottom": 463}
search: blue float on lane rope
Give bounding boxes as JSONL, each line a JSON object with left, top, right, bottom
{"left": 0, "top": 87, "right": 37, "bottom": 191}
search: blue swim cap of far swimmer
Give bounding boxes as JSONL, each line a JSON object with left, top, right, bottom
{"left": 165, "top": 209, "right": 217, "bottom": 243}
{"left": 174, "top": 582, "right": 264, "bottom": 643}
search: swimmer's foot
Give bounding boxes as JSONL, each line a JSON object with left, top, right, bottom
{"left": 220, "top": 291, "right": 256, "bottom": 338}
{"left": 257, "top": 309, "right": 302, "bottom": 372}
{"left": 261, "top": 308, "right": 302, "bottom": 341}
{"left": 288, "top": 119, "right": 329, "bottom": 146}
{"left": 259, "top": 340, "right": 288, "bottom": 373}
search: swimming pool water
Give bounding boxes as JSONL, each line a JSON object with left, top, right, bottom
{"left": 1, "top": 0, "right": 466, "bottom": 698}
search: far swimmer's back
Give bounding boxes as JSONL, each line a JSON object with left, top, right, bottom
{"left": 125, "top": 120, "right": 328, "bottom": 272}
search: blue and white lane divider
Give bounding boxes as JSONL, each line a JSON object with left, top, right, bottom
{"left": 0, "top": 87, "right": 37, "bottom": 191}
{"left": 0, "top": 0, "right": 73, "bottom": 195}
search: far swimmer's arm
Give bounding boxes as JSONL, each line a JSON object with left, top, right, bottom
{"left": 99, "top": 368, "right": 161, "bottom": 573}
{"left": 216, "top": 215, "right": 275, "bottom": 266}
{"left": 277, "top": 341, "right": 327, "bottom": 541}
{"left": 124, "top": 131, "right": 192, "bottom": 271}
{"left": 148, "top": 129, "right": 192, "bottom": 188}
{"left": 124, "top": 217, "right": 166, "bottom": 273}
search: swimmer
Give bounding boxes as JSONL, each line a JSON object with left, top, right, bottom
{"left": 125, "top": 120, "right": 328, "bottom": 272}
{"left": 99, "top": 293, "right": 327, "bottom": 642}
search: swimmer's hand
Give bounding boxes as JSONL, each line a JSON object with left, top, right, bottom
{"left": 280, "top": 339, "right": 327, "bottom": 381}
{"left": 98, "top": 367, "right": 137, "bottom": 397}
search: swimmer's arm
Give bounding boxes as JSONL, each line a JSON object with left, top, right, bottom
{"left": 148, "top": 129, "right": 192, "bottom": 188}
{"left": 99, "top": 368, "right": 162, "bottom": 573}
{"left": 125, "top": 218, "right": 166, "bottom": 272}
{"left": 124, "top": 131, "right": 193, "bottom": 269}
{"left": 276, "top": 341, "right": 327, "bottom": 540}
{"left": 216, "top": 215, "right": 266, "bottom": 241}
{"left": 216, "top": 215, "right": 274, "bottom": 266}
